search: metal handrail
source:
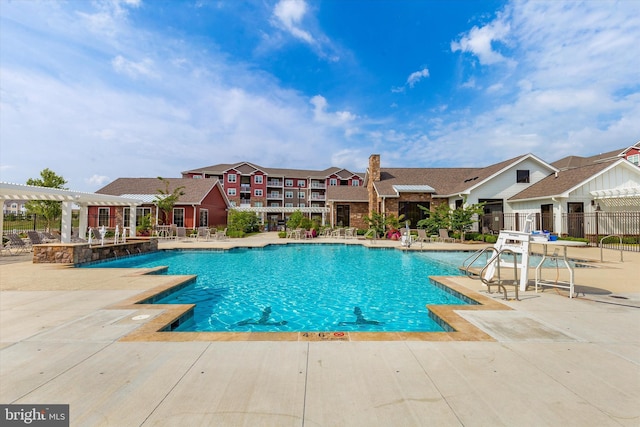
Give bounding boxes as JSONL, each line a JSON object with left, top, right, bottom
{"left": 599, "top": 234, "right": 623, "bottom": 262}
{"left": 479, "top": 248, "right": 520, "bottom": 300}
{"left": 463, "top": 247, "right": 494, "bottom": 278}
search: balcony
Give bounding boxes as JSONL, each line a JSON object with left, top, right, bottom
{"left": 310, "top": 182, "right": 326, "bottom": 189}
{"left": 310, "top": 194, "right": 325, "bottom": 201}
{"left": 268, "top": 192, "right": 282, "bottom": 199}
{"left": 267, "top": 180, "right": 283, "bottom": 187}
{"left": 240, "top": 184, "right": 251, "bottom": 193}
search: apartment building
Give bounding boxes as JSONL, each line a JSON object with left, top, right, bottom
{"left": 181, "top": 162, "right": 363, "bottom": 229}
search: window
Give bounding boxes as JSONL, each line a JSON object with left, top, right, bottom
{"left": 352, "top": 179, "right": 360, "bottom": 186}
{"left": 96, "top": 208, "right": 110, "bottom": 226}
{"left": 298, "top": 203, "right": 306, "bottom": 208}
{"left": 270, "top": 202, "right": 280, "bottom": 207}
{"left": 227, "top": 188, "right": 236, "bottom": 196}
{"left": 199, "top": 209, "right": 208, "bottom": 226}
{"left": 628, "top": 154, "right": 640, "bottom": 166}
{"left": 298, "top": 192, "right": 305, "bottom": 199}
{"left": 254, "top": 202, "right": 263, "bottom": 207}
{"left": 517, "top": 170, "right": 530, "bottom": 183}
{"left": 297, "top": 180, "right": 305, "bottom": 187}
{"left": 173, "top": 208, "right": 185, "bottom": 227}
{"left": 254, "top": 189, "right": 263, "bottom": 197}
{"left": 285, "top": 179, "right": 294, "bottom": 187}
{"left": 285, "top": 203, "right": 293, "bottom": 207}
{"left": 98, "top": 208, "right": 110, "bottom": 227}
{"left": 285, "top": 191, "right": 293, "bottom": 198}
{"left": 254, "top": 175, "right": 263, "bottom": 184}
{"left": 227, "top": 173, "right": 237, "bottom": 183}
{"left": 270, "top": 191, "right": 280, "bottom": 198}
{"left": 329, "top": 178, "right": 337, "bottom": 186}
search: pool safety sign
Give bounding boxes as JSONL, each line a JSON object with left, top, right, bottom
{"left": 1, "top": 405, "right": 69, "bottom": 426}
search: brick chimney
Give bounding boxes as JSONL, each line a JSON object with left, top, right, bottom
{"left": 369, "top": 154, "right": 381, "bottom": 182}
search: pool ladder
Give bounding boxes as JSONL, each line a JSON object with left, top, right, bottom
{"left": 463, "top": 247, "right": 521, "bottom": 300}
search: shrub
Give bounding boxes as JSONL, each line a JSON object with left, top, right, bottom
{"left": 484, "top": 235, "right": 498, "bottom": 244}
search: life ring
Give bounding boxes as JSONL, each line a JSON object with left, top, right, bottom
{"left": 334, "top": 332, "right": 345, "bottom": 337}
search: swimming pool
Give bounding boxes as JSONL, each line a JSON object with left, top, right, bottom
{"left": 87, "top": 244, "right": 471, "bottom": 333}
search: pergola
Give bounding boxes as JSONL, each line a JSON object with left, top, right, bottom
{"left": 0, "top": 182, "right": 143, "bottom": 243}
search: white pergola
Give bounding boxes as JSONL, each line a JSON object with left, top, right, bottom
{"left": 0, "top": 182, "right": 143, "bottom": 243}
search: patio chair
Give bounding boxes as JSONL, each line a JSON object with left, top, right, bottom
{"left": 438, "top": 229, "right": 455, "bottom": 243}
{"left": 196, "top": 226, "right": 210, "bottom": 241}
{"left": 345, "top": 227, "right": 357, "bottom": 239}
{"left": 216, "top": 228, "right": 228, "bottom": 240}
{"left": 175, "top": 227, "right": 188, "bottom": 241}
{"left": 42, "top": 231, "right": 60, "bottom": 242}
{"left": 4, "top": 234, "right": 30, "bottom": 255}
{"left": 416, "top": 229, "right": 431, "bottom": 248}
{"left": 27, "top": 231, "right": 44, "bottom": 245}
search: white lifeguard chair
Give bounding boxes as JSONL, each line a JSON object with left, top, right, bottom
{"left": 466, "top": 214, "right": 535, "bottom": 300}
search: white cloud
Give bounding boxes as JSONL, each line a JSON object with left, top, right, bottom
{"left": 451, "top": 18, "right": 512, "bottom": 66}
{"left": 86, "top": 174, "right": 111, "bottom": 187}
{"left": 272, "top": 0, "right": 313, "bottom": 44}
{"left": 310, "top": 95, "right": 357, "bottom": 126}
{"left": 111, "top": 55, "right": 158, "bottom": 79}
{"left": 407, "top": 68, "right": 429, "bottom": 88}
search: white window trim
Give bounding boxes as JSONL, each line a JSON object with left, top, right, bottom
{"left": 228, "top": 173, "right": 237, "bottom": 183}
{"left": 228, "top": 188, "right": 236, "bottom": 196}
{"left": 254, "top": 189, "right": 263, "bottom": 196}
{"left": 254, "top": 175, "right": 263, "bottom": 184}
{"left": 285, "top": 179, "right": 294, "bottom": 187}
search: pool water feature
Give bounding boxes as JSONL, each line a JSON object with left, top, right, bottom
{"left": 86, "top": 245, "right": 469, "bottom": 333}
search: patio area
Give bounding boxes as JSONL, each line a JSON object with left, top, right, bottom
{"left": 1, "top": 233, "right": 638, "bottom": 425}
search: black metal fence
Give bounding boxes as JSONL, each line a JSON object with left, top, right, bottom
{"left": 478, "top": 212, "right": 640, "bottom": 252}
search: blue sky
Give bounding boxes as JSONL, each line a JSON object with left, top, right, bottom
{"left": 1, "top": 0, "right": 639, "bottom": 192}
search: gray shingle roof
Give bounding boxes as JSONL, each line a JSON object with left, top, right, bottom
{"left": 509, "top": 160, "right": 616, "bottom": 201}
{"left": 326, "top": 185, "right": 369, "bottom": 202}
{"left": 182, "top": 162, "right": 362, "bottom": 180}
{"left": 97, "top": 178, "right": 224, "bottom": 205}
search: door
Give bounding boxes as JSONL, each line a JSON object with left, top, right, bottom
{"left": 567, "top": 202, "right": 584, "bottom": 238}
{"left": 540, "top": 204, "right": 553, "bottom": 232}
{"left": 336, "top": 205, "right": 350, "bottom": 227}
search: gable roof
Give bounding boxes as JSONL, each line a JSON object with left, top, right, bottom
{"left": 97, "top": 178, "right": 228, "bottom": 206}
{"left": 551, "top": 143, "right": 639, "bottom": 170}
{"left": 371, "top": 154, "right": 554, "bottom": 198}
{"left": 509, "top": 159, "right": 638, "bottom": 201}
{"left": 182, "top": 162, "right": 362, "bottom": 180}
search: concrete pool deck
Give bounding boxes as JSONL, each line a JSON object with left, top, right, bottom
{"left": 1, "top": 233, "right": 639, "bottom": 425}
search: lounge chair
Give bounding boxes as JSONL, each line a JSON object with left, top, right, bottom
{"left": 345, "top": 227, "right": 357, "bottom": 239}
{"left": 416, "top": 229, "right": 431, "bottom": 248}
{"left": 438, "top": 229, "right": 455, "bottom": 243}
{"left": 27, "top": 231, "right": 44, "bottom": 245}
{"left": 4, "top": 234, "right": 30, "bottom": 255}
{"left": 42, "top": 231, "right": 60, "bottom": 242}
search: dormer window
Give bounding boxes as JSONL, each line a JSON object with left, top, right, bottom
{"left": 517, "top": 170, "right": 530, "bottom": 183}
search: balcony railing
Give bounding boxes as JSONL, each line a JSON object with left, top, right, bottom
{"left": 267, "top": 180, "right": 283, "bottom": 187}
{"left": 310, "top": 183, "right": 326, "bottom": 189}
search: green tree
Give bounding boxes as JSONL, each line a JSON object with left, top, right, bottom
{"left": 228, "top": 209, "right": 260, "bottom": 236}
{"left": 417, "top": 202, "right": 450, "bottom": 234}
{"left": 25, "top": 168, "right": 67, "bottom": 231}
{"left": 154, "top": 177, "right": 185, "bottom": 225}
{"left": 450, "top": 201, "right": 485, "bottom": 241}
{"left": 286, "top": 210, "right": 305, "bottom": 229}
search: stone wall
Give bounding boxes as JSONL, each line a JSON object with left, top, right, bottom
{"left": 32, "top": 238, "right": 158, "bottom": 264}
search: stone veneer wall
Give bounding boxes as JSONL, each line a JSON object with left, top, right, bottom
{"left": 32, "top": 238, "right": 159, "bottom": 264}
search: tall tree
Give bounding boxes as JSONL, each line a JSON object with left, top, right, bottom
{"left": 154, "top": 177, "right": 185, "bottom": 225}
{"left": 25, "top": 168, "right": 67, "bottom": 231}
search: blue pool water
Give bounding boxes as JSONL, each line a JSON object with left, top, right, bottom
{"left": 85, "top": 245, "right": 470, "bottom": 333}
